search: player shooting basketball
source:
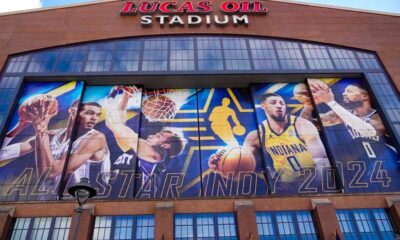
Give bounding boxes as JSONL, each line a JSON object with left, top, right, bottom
{"left": 209, "top": 92, "right": 330, "bottom": 183}
{"left": 0, "top": 95, "right": 110, "bottom": 190}
{"left": 308, "top": 79, "right": 382, "bottom": 137}
{"left": 105, "top": 86, "right": 187, "bottom": 185}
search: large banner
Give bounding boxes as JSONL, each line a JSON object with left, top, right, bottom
{"left": 251, "top": 83, "right": 338, "bottom": 195}
{"left": 308, "top": 78, "right": 400, "bottom": 193}
{"left": 135, "top": 89, "right": 201, "bottom": 199}
{"left": 0, "top": 81, "right": 84, "bottom": 201}
{"left": 63, "top": 85, "right": 142, "bottom": 199}
{"left": 198, "top": 88, "right": 268, "bottom": 197}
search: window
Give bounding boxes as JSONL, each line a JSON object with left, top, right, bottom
{"left": 92, "top": 215, "right": 154, "bottom": 240}
{"left": 10, "top": 217, "right": 71, "bottom": 240}
{"left": 249, "top": 39, "right": 280, "bottom": 70}
{"left": 26, "top": 51, "right": 58, "bottom": 73}
{"left": 256, "top": 211, "right": 318, "bottom": 240}
{"left": 197, "top": 37, "right": 224, "bottom": 71}
{"left": 175, "top": 213, "right": 238, "bottom": 239}
{"left": 328, "top": 48, "right": 360, "bottom": 69}
{"left": 337, "top": 209, "right": 396, "bottom": 240}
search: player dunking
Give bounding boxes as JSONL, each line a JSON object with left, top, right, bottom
{"left": 210, "top": 92, "right": 330, "bottom": 183}
{"left": 105, "top": 86, "right": 187, "bottom": 185}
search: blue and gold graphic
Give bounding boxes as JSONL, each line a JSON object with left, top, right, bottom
{"left": 308, "top": 78, "right": 400, "bottom": 193}
{"left": 0, "top": 81, "right": 84, "bottom": 201}
{"left": 251, "top": 83, "right": 338, "bottom": 195}
{"left": 198, "top": 88, "right": 268, "bottom": 197}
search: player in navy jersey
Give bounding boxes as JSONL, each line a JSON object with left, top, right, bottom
{"left": 309, "top": 79, "right": 400, "bottom": 191}
{"left": 105, "top": 86, "right": 187, "bottom": 188}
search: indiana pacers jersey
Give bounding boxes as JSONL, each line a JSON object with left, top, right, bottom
{"left": 260, "top": 115, "right": 315, "bottom": 182}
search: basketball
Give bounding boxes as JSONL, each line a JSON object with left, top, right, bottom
{"left": 142, "top": 95, "right": 177, "bottom": 122}
{"left": 215, "top": 147, "right": 256, "bottom": 181}
{"left": 18, "top": 94, "right": 58, "bottom": 122}
{"left": 233, "top": 125, "right": 246, "bottom": 136}
{"left": 293, "top": 83, "right": 311, "bottom": 105}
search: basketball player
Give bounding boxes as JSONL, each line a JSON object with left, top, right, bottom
{"left": 209, "top": 93, "right": 330, "bottom": 183}
{"left": 209, "top": 98, "right": 244, "bottom": 146}
{"left": 308, "top": 79, "right": 382, "bottom": 136}
{"left": 105, "top": 86, "right": 187, "bottom": 184}
{"left": 0, "top": 97, "right": 110, "bottom": 188}
{"left": 308, "top": 79, "right": 398, "bottom": 169}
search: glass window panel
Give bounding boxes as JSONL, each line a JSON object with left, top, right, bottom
{"left": 302, "top": 43, "right": 334, "bottom": 70}
{"left": 274, "top": 40, "right": 306, "bottom": 70}
{"left": 222, "top": 38, "right": 251, "bottom": 70}
{"left": 27, "top": 51, "right": 58, "bottom": 72}
{"left": 5, "top": 55, "right": 29, "bottom": 73}
{"left": 329, "top": 48, "right": 360, "bottom": 69}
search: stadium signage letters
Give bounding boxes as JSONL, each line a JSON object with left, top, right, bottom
{"left": 120, "top": 1, "right": 267, "bottom": 26}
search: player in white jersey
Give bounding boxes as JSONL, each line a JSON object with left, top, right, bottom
{"left": 0, "top": 99, "right": 110, "bottom": 190}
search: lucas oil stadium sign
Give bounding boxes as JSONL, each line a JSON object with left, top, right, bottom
{"left": 120, "top": 1, "right": 268, "bottom": 26}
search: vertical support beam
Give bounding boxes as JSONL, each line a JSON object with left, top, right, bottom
{"left": 68, "top": 204, "right": 95, "bottom": 240}
{"left": 155, "top": 202, "right": 174, "bottom": 240}
{"left": 387, "top": 196, "right": 400, "bottom": 232}
{"left": 235, "top": 200, "right": 258, "bottom": 240}
{"left": 0, "top": 206, "right": 15, "bottom": 240}
{"left": 311, "top": 199, "right": 343, "bottom": 240}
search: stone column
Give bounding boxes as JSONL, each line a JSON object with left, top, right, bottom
{"left": 155, "top": 202, "right": 174, "bottom": 240}
{"left": 68, "top": 204, "right": 95, "bottom": 240}
{"left": 235, "top": 200, "right": 258, "bottom": 240}
{"left": 311, "top": 199, "right": 343, "bottom": 240}
{"left": 0, "top": 206, "right": 15, "bottom": 240}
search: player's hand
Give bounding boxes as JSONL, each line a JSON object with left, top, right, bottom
{"left": 208, "top": 154, "right": 219, "bottom": 172}
{"left": 308, "top": 79, "right": 334, "bottom": 104}
{"left": 28, "top": 106, "right": 50, "bottom": 134}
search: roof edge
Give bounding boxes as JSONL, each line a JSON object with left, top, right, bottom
{"left": 270, "top": 0, "right": 400, "bottom": 17}
{"left": 0, "top": 0, "right": 117, "bottom": 16}
{"left": 0, "top": 0, "right": 399, "bottom": 17}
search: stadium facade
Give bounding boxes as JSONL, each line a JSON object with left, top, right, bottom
{"left": 0, "top": 0, "right": 400, "bottom": 239}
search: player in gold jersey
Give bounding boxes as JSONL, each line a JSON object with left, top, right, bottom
{"left": 258, "top": 93, "right": 330, "bottom": 182}
{"left": 209, "top": 93, "right": 330, "bottom": 184}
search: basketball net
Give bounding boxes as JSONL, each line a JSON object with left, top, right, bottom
{"left": 142, "top": 89, "right": 192, "bottom": 122}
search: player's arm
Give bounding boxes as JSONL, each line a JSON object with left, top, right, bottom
{"left": 0, "top": 137, "right": 35, "bottom": 162}
{"left": 2, "top": 120, "right": 30, "bottom": 146}
{"left": 105, "top": 89, "right": 138, "bottom": 152}
{"left": 208, "top": 130, "right": 260, "bottom": 171}
{"left": 229, "top": 109, "right": 241, "bottom": 126}
{"left": 310, "top": 81, "right": 377, "bottom": 137}
{"left": 318, "top": 110, "right": 343, "bottom": 126}
{"left": 369, "top": 114, "right": 386, "bottom": 136}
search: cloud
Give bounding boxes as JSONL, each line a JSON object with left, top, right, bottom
{"left": 0, "top": 0, "right": 42, "bottom": 14}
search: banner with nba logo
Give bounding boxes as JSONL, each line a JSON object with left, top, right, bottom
{"left": 198, "top": 88, "right": 268, "bottom": 197}
{"left": 63, "top": 85, "right": 143, "bottom": 200}
{"left": 308, "top": 78, "right": 400, "bottom": 193}
{"left": 135, "top": 89, "right": 201, "bottom": 199}
{"left": 0, "top": 81, "right": 84, "bottom": 201}
{"left": 251, "top": 83, "right": 339, "bottom": 195}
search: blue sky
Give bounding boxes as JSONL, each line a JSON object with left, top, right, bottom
{"left": 0, "top": 0, "right": 399, "bottom": 14}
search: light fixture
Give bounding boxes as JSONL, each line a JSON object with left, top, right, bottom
{"left": 68, "top": 177, "right": 97, "bottom": 240}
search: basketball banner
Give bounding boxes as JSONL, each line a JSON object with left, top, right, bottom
{"left": 63, "top": 85, "right": 143, "bottom": 200}
{"left": 0, "top": 81, "right": 84, "bottom": 201}
{"left": 308, "top": 78, "right": 400, "bottom": 193}
{"left": 135, "top": 89, "right": 202, "bottom": 199}
{"left": 198, "top": 88, "right": 268, "bottom": 197}
{"left": 250, "top": 83, "right": 339, "bottom": 195}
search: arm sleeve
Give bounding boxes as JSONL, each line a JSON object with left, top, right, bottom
{"left": 327, "top": 101, "right": 377, "bottom": 137}
{"left": 0, "top": 143, "right": 21, "bottom": 161}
